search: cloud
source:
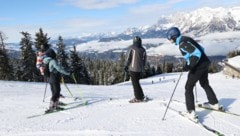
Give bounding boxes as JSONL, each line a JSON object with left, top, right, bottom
{"left": 61, "top": 0, "right": 138, "bottom": 9}
{"left": 129, "top": 0, "right": 186, "bottom": 15}
{"left": 64, "top": 18, "right": 107, "bottom": 28}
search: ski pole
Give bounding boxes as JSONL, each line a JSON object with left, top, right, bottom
{"left": 71, "top": 74, "right": 88, "bottom": 104}
{"left": 61, "top": 76, "right": 74, "bottom": 97}
{"left": 122, "top": 71, "right": 128, "bottom": 86}
{"left": 162, "top": 71, "right": 183, "bottom": 121}
{"left": 71, "top": 74, "right": 84, "bottom": 98}
{"left": 195, "top": 84, "right": 198, "bottom": 103}
{"left": 43, "top": 77, "right": 48, "bottom": 102}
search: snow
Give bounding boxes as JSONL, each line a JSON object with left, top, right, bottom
{"left": 227, "top": 56, "right": 240, "bottom": 68}
{"left": 1, "top": 71, "right": 240, "bottom": 136}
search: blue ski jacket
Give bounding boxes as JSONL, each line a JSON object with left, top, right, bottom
{"left": 175, "top": 35, "right": 210, "bottom": 71}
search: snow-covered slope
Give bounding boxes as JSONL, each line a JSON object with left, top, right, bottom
{"left": 0, "top": 71, "right": 240, "bottom": 136}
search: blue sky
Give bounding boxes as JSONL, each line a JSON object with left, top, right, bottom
{"left": 0, "top": 0, "right": 239, "bottom": 43}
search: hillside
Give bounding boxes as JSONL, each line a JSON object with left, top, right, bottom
{"left": 0, "top": 71, "right": 240, "bottom": 136}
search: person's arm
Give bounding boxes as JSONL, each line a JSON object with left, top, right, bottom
{"left": 125, "top": 49, "right": 133, "bottom": 67}
{"left": 179, "top": 42, "right": 201, "bottom": 69}
{"left": 51, "top": 60, "right": 70, "bottom": 75}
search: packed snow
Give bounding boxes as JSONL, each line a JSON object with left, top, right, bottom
{"left": 0, "top": 71, "right": 240, "bottom": 136}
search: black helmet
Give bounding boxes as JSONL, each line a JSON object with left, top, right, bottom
{"left": 133, "top": 36, "right": 142, "bottom": 46}
{"left": 40, "top": 44, "right": 49, "bottom": 52}
{"left": 167, "top": 27, "right": 181, "bottom": 41}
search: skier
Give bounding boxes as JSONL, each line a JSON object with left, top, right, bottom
{"left": 125, "top": 36, "right": 147, "bottom": 103}
{"left": 166, "top": 27, "right": 222, "bottom": 120}
{"left": 43, "top": 52, "right": 71, "bottom": 112}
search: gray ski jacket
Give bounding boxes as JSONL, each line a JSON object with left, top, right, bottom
{"left": 125, "top": 44, "right": 147, "bottom": 72}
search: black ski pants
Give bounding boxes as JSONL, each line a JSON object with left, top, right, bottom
{"left": 185, "top": 68, "right": 218, "bottom": 111}
{"left": 130, "top": 71, "right": 144, "bottom": 100}
{"left": 50, "top": 81, "right": 61, "bottom": 102}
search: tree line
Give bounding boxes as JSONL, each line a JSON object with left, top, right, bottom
{"left": 0, "top": 28, "right": 223, "bottom": 85}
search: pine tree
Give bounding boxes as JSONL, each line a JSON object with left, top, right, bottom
{"left": 156, "top": 64, "right": 162, "bottom": 74}
{"left": 56, "top": 36, "right": 71, "bottom": 82}
{"left": 56, "top": 36, "right": 68, "bottom": 69}
{"left": 34, "top": 28, "right": 51, "bottom": 51}
{"left": 0, "top": 50, "right": 13, "bottom": 80}
{"left": 69, "top": 46, "right": 91, "bottom": 84}
{"left": 19, "top": 32, "right": 39, "bottom": 81}
{"left": 0, "top": 31, "right": 13, "bottom": 80}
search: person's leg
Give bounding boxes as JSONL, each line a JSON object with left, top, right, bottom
{"left": 185, "top": 73, "right": 198, "bottom": 111}
{"left": 49, "top": 82, "right": 61, "bottom": 109}
{"left": 130, "top": 72, "right": 144, "bottom": 100}
{"left": 199, "top": 69, "right": 218, "bottom": 105}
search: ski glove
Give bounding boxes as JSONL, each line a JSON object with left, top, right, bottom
{"left": 183, "top": 63, "right": 190, "bottom": 71}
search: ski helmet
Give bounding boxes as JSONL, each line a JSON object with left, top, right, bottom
{"left": 167, "top": 27, "right": 181, "bottom": 41}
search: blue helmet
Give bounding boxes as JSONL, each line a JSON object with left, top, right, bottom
{"left": 167, "top": 27, "right": 181, "bottom": 41}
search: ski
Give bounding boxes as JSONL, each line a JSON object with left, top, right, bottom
{"left": 27, "top": 108, "right": 67, "bottom": 118}
{"left": 196, "top": 103, "right": 240, "bottom": 117}
{"left": 60, "top": 95, "right": 82, "bottom": 101}
{"left": 170, "top": 100, "right": 240, "bottom": 117}
{"left": 27, "top": 101, "right": 88, "bottom": 119}
{"left": 162, "top": 103, "right": 225, "bottom": 136}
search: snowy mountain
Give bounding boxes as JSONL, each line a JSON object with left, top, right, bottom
{"left": 73, "top": 6, "right": 240, "bottom": 58}
{"left": 1, "top": 70, "right": 240, "bottom": 135}
{"left": 99, "top": 6, "right": 240, "bottom": 41}
{"left": 6, "top": 7, "right": 240, "bottom": 59}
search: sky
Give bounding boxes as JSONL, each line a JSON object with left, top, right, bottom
{"left": 0, "top": 0, "right": 240, "bottom": 43}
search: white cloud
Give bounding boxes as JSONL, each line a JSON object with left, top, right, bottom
{"left": 62, "top": 0, "right": 138, "bottom": 9}
{"left": 64, "top": 18, "right": 107, "bottom": 28}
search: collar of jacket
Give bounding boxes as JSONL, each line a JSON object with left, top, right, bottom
{"left": 175, "top": 35, "right": 182, "bottom": 46}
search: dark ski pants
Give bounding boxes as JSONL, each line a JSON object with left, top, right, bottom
{"left": 185, "top": 68, "right": 218, "bottom": 111}
{"left": 130, "top": 71, "right": 144, "bottom": 100}
{"left": 50, "top": 82, "right": 61, "bottom": 102}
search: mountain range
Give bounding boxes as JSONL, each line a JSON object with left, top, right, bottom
{"left": 75, "top": 6, "right": 240, "bottom": 43}
{"left": 6, "top": 6, "right": 240, "bottom": 60}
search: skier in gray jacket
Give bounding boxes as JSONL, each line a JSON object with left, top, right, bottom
{"left": 125, "top": 36, "right": 147, "bottom": 103}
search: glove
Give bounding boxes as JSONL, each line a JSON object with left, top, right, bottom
{"left": 182, "top": 63, "right": 190, "bottom": 71}
{"left": 124, "top": 66, "right": 128, "bottom": 72}
{"left": 67, "top": 70, "right": 73, "bottom": 77}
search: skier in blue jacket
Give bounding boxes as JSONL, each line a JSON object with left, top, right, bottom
{"left": 167, "top": 27, "right": 221, "bottom": 120}
{"left": 43, "top": 55, "right": 70, "bottom": 113}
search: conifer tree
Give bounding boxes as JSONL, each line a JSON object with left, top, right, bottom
{"left": 34, "top": 28, "right": 51, "bottom": 51}
{"left": 0, "top": 50, "right": 13, "bottom": 80}
{"left": 56, "top": 36, "right": 68, "bottom": 69}
{"left": 0, "top": 31, "right": 13, "bottom": 80}
{"left": 19, "top": 32, "right": 39, "bottom": 81}
{"left": 156, "top": 64, "right": 162, "bottom": 74}
{"left": 55, "top": 36, "right": 71, "bottom": 82}
{"left": 69, "top": 46, "right": 90, "bottom": 84}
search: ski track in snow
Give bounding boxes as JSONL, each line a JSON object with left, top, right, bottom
{"left": 0, "top": 72, "right": 240, "bottom": 136}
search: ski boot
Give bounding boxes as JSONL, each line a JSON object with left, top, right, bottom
{"left": 201, "top": 102, "right": 224, "bottom": 111}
